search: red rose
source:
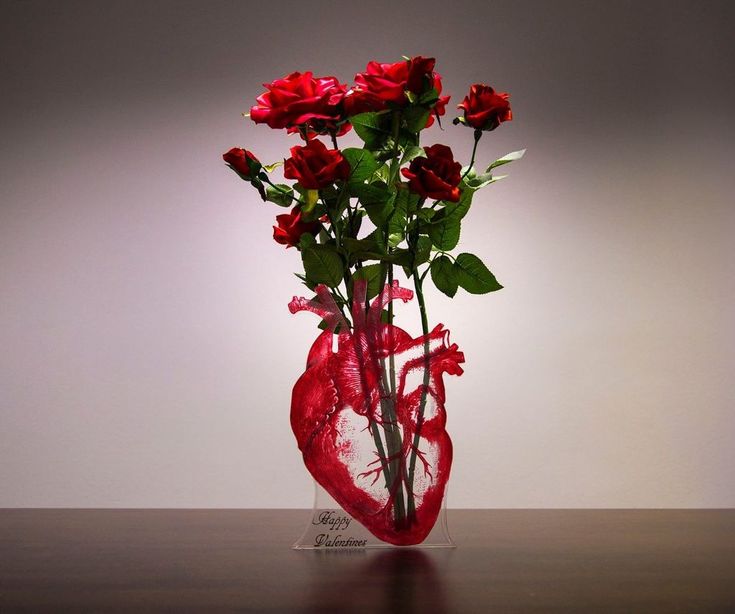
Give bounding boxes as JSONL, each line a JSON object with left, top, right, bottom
{"left": 405, "top": 56, "right": 437, "bottom": 96}
{"left": 425, "top": 94, "right": 451, "bottom": 128}
{"left": 457, "top": 84, "right": 512, "bottom": 131}
{"left": 343, "top": 88, "right": 386, "bottom": 116}
{"left": 273, "top": 206, "right": 320, "bottom": 248}
{"left": 401, "top": 144, "right": 462, "bottom": 202}
{"left": 346, "top": 56, "right": 443, "bottom": 114}
{"left": 223, "top": 147, "right": 260, "bottom": 179}
{"left": 354, "top": 60, "right": 409, "bottom": 106}
{"left": 250, "top": 71, "right": 350, "bottom": 136}
{"left": 283, "top": 139, "right": 350, "bottom": 190}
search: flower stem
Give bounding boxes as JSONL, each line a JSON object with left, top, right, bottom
{"left": 378, "top": 109, "right": 408, "bottom": 527}
{"left": 405, "top": 268, "right": 431, "bottom": 521}
{"left": 460, "top": 128, "right": 483, "bottom": 182}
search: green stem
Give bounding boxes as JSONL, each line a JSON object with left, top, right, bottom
{"left": 460, "top": 129, "right": 483, "bottom": 182}
{"left": 378, "top": 109, "right": 408, "bottom": 527}
{"left": 405, "top": 269, "right": 431, "bottom": 521}
{"left": 384, "top": 262, "right": 405, "bottom": 523}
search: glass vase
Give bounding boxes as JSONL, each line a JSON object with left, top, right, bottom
{"left": 293, "top": 482, "right": 454, "bottom": 549}
{"left": 289, "top": 280, "right": 464, "bottom": 547}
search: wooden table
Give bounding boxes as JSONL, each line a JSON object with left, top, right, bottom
{"left": 1, "top": 510, "right": 734, "bottom": 612}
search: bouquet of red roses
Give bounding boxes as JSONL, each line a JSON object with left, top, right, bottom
{"left": 224, "top": 56, "right": 522, "bottom": 545}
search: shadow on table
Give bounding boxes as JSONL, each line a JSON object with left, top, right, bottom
{"left": 299, "top": 547, "right": 452, "bottom": 613}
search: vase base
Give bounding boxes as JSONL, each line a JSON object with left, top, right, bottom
{"left": 292, "top": 482, "right": 455, "bottom": 549}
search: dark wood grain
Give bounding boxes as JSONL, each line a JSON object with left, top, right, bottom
{"left": 1, "top": 510, "right": 734, "bottom": 612}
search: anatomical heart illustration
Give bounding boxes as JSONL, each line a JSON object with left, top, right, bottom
{"left": 289, "top": 281, "right": 464, "bottom": 545}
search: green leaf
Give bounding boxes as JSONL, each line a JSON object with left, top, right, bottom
{"left": 462, "top": 171, "right": 494, "bottom": 190}
{"left": 461, "top": 165, "right": 509, "bottom": 190}
{"left": 487, "top": 149, "right": 526, "bottom": 171}
{"left": 350, "top": 111, "right": 391, "bottom": 149}
{"left": 302, "top": 202, "right": 326, "bottom": 224}
{"left": 294, "top": 272, "right": 316, "bottom": 291}
{"left": 389, "top": 249, "right": 414, "bottom": 267}
{"left": 351, "top": 182, "right": 391, "bottom": 204}
{"left": 249, "top": 177, "right": 267, "bottom": 201}
{"left": 397, "top": 130, "right": 420, "bottom": 150}
{"left": 400, "top": 145, "right": 424, "bottom": 167}
{"left": 352, "top": 264, "right": 383, "bottom": 300}
{"left": 388, "top": 188, "right": 412, "bottom": 247}
{"left": 363, "top": 200, "right": 395, "bottom": 227}
{"left": 403, "top": 106, "right": 431, "bottom": 133}
{"left": 342, "top": 237, "right": 383, "bottom": 258}
{"left": 342, "top": 148, "right": 379, "bottom": 185}
{"left": 262, "top": 161, "right": 283, "bottom": 173}
{"left": 265, "top": 184, "right": 293, "bottom": 207}
{"left": 418, "top": 87, "right": 440, "bottom": 105}
{"left": 348, "top": 210, "right": 363, "bottom": 238}
{"left": 373, "top": 164, "right": 391, "bottom": 183}
{"left": 405, "top": 191, "right": 421, "bottom": 216}
{"left": 298, "top": 233, "right": 316, "bottom": 250}
{"left": 319, "top": 184, "right": 339, "bottom": 201}
{"left": 431, "top": 255, "right": 458, "bottom": 298}
{"left": 303, "top": 189, "right": 319, "bottom": 212}
{"left": 416, "top": 208, "right": 436, "bottom": 223}
{"left": 301, "top": 245, "right": 344, "bottom": 288}
{"left": 428, "top": 217, "right": 460, "bottom": 251}
{"left": 414, "top": 235, "right": 432, "bottom": 268}
{"left": 347, "top": 249, "right": 410, "bottom": 266}
{"left": 342, "top": 237, "right": 379, "bottom": 252}
{"left": 454, "top": 253, "right": 503, "bottom": 294}
{"left": 442, "top": 188, "right": 474, "bottom": 222}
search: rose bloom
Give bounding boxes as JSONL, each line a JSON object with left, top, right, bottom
{"left": 401, "top": 144, "right": 462, "bottom": 202}
{"left": 457, "top": 84, "right": 512, "bottom": 131}
{"left": 250, "top": 71, "right": 349, "bottom": 135}
{"left": 425, "top": 94, "right": 451, "bottom": 128}
{"left": 273, "top": 206, "right": 320, "bottom": 248}
{"left": 222, "top": 147, "right": 260, "bottom": 179}
{"left": 344, "top": 56, "right": 447, "bottom": 120}
{"left": 283, "top": 139, "right": 350, "bottom": 190}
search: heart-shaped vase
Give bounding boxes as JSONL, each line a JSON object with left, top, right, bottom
{"left": 289, "top": 280, "right": 464, "bottom": 545}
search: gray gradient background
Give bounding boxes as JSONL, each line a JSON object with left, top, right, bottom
{"left": 1, "top": 0, "right": 734, "bottom": 508}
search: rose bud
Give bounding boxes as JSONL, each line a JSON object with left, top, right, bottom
{"left": 223, "top": 147, "right": 260, "bottom": 179}
{"left": 283, "top": 139, "right": 350, "bottom": 190}
{"left": 456, "top": 84, "right": 512, "bottom": 131}
{"left": 401, "top": 144, "right": 462, "bottom": 202}
{"left": 273, "top": 206, "right": 320, "bottom": 248}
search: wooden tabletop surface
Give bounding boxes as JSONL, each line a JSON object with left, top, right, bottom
{"left": 1, "top": 509, "right": 734, "bottom": 612}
